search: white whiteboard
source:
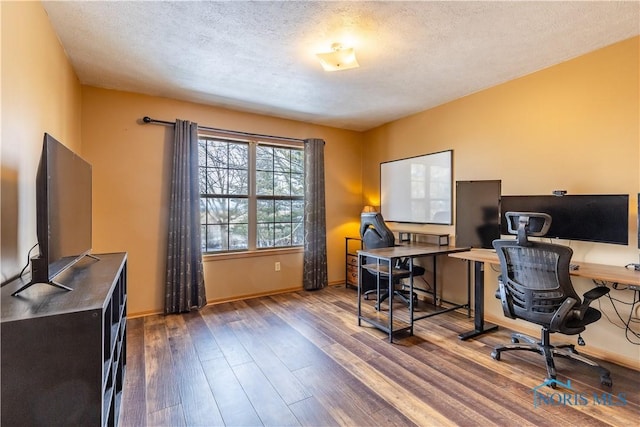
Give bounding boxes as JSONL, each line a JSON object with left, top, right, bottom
{"left": 380, "top": 150, "right": 452, "bottom": 224}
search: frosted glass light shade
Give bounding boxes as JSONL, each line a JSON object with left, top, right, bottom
{"left": 316, "top": 44, "right": 359, "bottom": 71}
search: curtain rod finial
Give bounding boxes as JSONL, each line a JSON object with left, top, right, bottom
{"left": 143, "top": 116, "right": 151, "bottom": 123}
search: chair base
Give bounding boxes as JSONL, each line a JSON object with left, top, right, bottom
{"left": 363, "top": 289, "right": 418, "bottom": 310}
{"left": 491, "top": 329, "right": 612, "bottom": 388}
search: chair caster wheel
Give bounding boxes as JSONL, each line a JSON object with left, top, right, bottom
{"left": 491, "top": 350, "right": 500, "bottom": 361}
{"left": 601, "top": 376, "right": 613, "bottom": 387}
{"left": 545, "top": 377, "right": 557, "bottom": 389}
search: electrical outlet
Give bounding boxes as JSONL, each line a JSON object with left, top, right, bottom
{"left": 275, "top": 262, "right": 281, "bottom": 271}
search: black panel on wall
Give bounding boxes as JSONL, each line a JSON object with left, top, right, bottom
{"left": 455, "top": 180, "right": 501, "bottom": 249}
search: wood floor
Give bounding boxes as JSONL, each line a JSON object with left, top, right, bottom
{"left": 119, "top": 285, "right": 640, "bottom": 427}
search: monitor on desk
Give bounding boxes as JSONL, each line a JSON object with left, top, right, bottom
{"left": 455, "top": 180, "right": 501, "bottom": 249}
{"left": 500, "top": 194, "right": 628, "bottom": 246}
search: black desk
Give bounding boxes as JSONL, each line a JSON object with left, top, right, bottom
{"left": 357, "top": 244, "right": 470, "bottom": 342}
{"left": 448, "top": 249, "right": 640, "bottom": 340}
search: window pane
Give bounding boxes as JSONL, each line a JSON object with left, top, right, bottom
{"left": 200, "top": 199, "right": 207, "bottom": 224}
{"left": 257, "top": 223, "right": 274, "bottom": 248}
{"left": 273, "top": 148, "right": 290, "bottom": 172}
{"left": 274, "top": 223, "right": 291, "bottom": 247}
{"left": 199, "top": 167, "right": 207, "bottom": 193}
{"left": 228, "top": 143, "right": 248, "bottom": 168}
{"left": 274, "top": 172, "right": 290, "bottom": 196}
{"left": 256, "top": 146, "right": 273, "bottom": 170}
{"left": 206, "top": 168, "right": 226, "bottom": 194}
{"left": 209, "top": 140, "right": 229, "bottom": 168}
{"left": 257, "top": 199, "right": 274, "bottom": 222}
{"left": 291, "top": 150, "right": 304, "bottom": 173}
{"left": 198, "top": 141, "right": 207, "bottom": 167}
{"left": 228, "top": 168, "right": 248, "bottom": 195}
{"left": 274, "top": 200, "right": 291, "bottom": 222}
{"left": 204, "top": 224, "right": 228, "bottom": 252}
{"left": 292, "top": 200, "right": 304, "bottom": 222}
{"left": 229, "top": 223, "right": 248, "bottom": 250}
{"left": 207, "top": 198, "right": 228, "bottom": 224}
{"left": 256, "top": 171, "right": 274, "bottom": 195}
{"left": 229, "top": 198, "right": 248, "bottom": 223}
{"left": 291, "top": 173, "right": 304, "bottom": 196}
{"left": 292, "top": 223, "right": 304, "bottom": 245}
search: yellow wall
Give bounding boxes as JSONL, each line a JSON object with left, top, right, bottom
{"left": 363, "top": 36, "right": 640, "bottom": 367}
{"left": 1, "top": 1, "right": 82, "bottom": 282}
{"left": 81, "top": 87, "right": 364, "bottom": 316}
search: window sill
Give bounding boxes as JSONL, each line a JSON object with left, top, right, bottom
{"left": 202, "top": 247, "right": 304, "bottom": 262}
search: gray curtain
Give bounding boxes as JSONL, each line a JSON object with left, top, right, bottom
{"left": 302, "top": 138, "right": 328, "bottom": 290}
{"left": 165, "top": 119, "right": 206, "bottom": 313}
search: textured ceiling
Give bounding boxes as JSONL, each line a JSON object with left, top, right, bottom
{"left": 42, "top": 1, "right": 640, "bottom": 131}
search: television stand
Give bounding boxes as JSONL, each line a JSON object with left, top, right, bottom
{"left": 11, "top": 277, "right": 73, "bottom": 296}
{"left": 12, "top": 253, "right": 101, "bottom": 296}
{"left": 2, "top": 252, "right": 128, "bottom": 426}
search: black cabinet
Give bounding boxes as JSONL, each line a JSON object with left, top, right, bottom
{"left": 1, "top": 252, "right": 127, "bottom": 427}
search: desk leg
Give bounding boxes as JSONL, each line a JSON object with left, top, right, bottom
{"left": 432, "top": 256, "right": 437, "bottom": 307}
{"left": 458, "top": 260, "right": 498, "bottom": 340}
{"left": 357, "top": 253, "right": 363, "bottom": 326}
{"left": 408, "top": 257, "right": 414, "bottom": 337}
{"left": 388, "top": 258, "right": 394, "bottom": 343}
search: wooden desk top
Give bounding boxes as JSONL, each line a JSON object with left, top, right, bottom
{"left": 449, "top": 249, "right": 640, "bottom": 286}
{"left": 359, "top": 244, "right": 470, "bottom": 259}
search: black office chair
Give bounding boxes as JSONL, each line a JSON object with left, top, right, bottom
{"left": 491, "top": 212, "right": 612, "bottom": 387}
{"left": 359, "top": 212, "right": 425, "bottom": 307}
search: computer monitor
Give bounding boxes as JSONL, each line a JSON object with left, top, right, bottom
{"left": 500, "top": 194, "right": 628, "bottom": 246}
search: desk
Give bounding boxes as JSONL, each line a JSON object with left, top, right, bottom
{"left": 448, "top": 249, "right": 640, "bottom": 340}
{"left": 357, "top": 244, "right": 470, "bottom": 342}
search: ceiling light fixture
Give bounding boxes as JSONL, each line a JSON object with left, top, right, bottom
{"left": 316, "top": 43, "right": 359, "bottom": 72}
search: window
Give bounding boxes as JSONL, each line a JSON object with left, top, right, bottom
{"left": 199, "top": 135, "right": 304, "bottom": 253}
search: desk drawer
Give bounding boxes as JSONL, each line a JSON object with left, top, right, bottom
{"left": 346, "top": 254, "right": 358, "bottom": 267}
{"left": 346, "top": 264, "right": 359, "bottom": 285}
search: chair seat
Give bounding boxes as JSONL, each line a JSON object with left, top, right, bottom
{"left": 361, "top": 263, "right": 411, "bottom": 277}
{"left": 564, "top": 307, "right": 601, "bottom": 330}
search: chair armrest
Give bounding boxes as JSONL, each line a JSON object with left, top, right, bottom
{"left": 550, "top": 297, "right": 578, "bottom": 331}
{"left": 582, "top": 286, "right": 610, "bottom": 306}
{"left": 569, "top": 286, "right": 610, "bottom": 319}
{"left": 497, "top": 279, "right": 516, "bottom": 319}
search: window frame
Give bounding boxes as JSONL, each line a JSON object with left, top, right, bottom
{"left": 198, "top": 132, "right": 304, "bottom": 255}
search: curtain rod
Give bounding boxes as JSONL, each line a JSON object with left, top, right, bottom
{"left": 141, "top": 116, "right": 305, "bottom": 143}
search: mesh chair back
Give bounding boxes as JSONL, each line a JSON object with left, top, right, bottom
{"left": 494, "top": 240, "right": 581, "bottom": 328}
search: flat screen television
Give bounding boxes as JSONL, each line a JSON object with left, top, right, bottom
{"left": 13, "top": 133, "right": 93, "bottom": 295}
{"left": 500, "top": 194, "right": 629, "bottom": 246}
